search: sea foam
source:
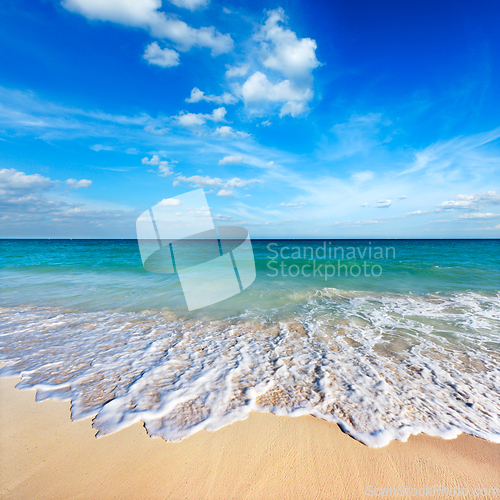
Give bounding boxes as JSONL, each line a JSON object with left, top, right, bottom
{"left": 1, "top": 288, "right": 499, "bottom": 448}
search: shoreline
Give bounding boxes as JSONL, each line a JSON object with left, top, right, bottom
{"left": 1, "top": 376, "right": 499, "bottom": 499}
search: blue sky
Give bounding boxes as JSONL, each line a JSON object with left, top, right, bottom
{"left": 0, "top": 0, "right": 499, "bottom": 238}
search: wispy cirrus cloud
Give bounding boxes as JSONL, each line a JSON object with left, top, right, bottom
{"left": 402, "top": 127, "right": 500, "bottom": 177}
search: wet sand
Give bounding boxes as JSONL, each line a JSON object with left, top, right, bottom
{"left": 1, "top": 376, "right": 499, "bottom": 500}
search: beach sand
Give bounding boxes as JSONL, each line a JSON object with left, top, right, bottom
{"left": 1, "top": 376, "right": 499, "bottom": 500}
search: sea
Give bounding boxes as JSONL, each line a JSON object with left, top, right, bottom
{"left": 0, "top": 238, "right": 499, "bottom": 447}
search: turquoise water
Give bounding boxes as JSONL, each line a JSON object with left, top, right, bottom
{"left": 1, "top": 239, "right": 498, "bottom": 315}
{"left": 1, "top": 239, "right": 499, "bottom": 446}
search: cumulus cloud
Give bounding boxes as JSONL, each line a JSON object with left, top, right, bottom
{"left": 216, "top": 189, "right": 233, "bottom": 197}
{"left": 256, "top": 8, "right": 320, "bottom": 80}
{"left": 185, "top": 87, "right": 237, "bottom": 105}
{"left": 0, "top": 168, "right": 53, "bottom": 194}
{"left": 230, "top": 9, "right": 319, "bottom": 118}
{"left": 219, "top": 155, "right": 243, "bottom": 165}
{"left": 62, "top": 0, "right": 233, "bottom": 56}
{"left": 143, "top": 42, "right": 179, "bottom": 67}
{"left": 66, "top": 178, "right": 93, "bottom": 189}
{"left": 158, "top": 197, "right": 181, "bottom": 206}
{"left": 175, "top": 107, "right": 227, "bottom": 127}
{"left": 374, "top": 199, "right": 391, "bottom": 208}
{"left": 213, "top": 126, "right": 249, "bottom": 138}
{"left": 238, "top": 71, "right": 312, "bottom": 117}
{"left": 142, "top": 154, "right": 173, "bottom": 176}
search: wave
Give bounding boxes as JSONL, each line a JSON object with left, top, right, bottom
{"left": 0, "top": 288, "right": 499, "bottom": 447}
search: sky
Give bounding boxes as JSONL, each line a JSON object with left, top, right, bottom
{"left": 0, "top": 0, "right": 499, "bottom": 238}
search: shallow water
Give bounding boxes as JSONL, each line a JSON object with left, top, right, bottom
{"left": 0, "top": 239, "right": 499, "bottom": 447}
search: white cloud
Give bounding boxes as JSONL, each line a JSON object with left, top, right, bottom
{"left": 62, "top": 0, "right": 233, "bottom": 56}
{"left": 374, "top": 199, "right": 391, "bottom": 208}
{"left": 229, "top": 9, "right": 319, "bottom": 119}
{"left": 213, "top": 126, "right": 249, "bottom": 138}
{"left": 167, "top": 0, "right": 209, "bottom": 11}
{"left": 0, "top": 168, "right": 53, "bottom": 193}
{"left": 142, "top": 154, "right": 173, "bottom": 176}
{"left": 177, "top": 113, "right": 207, "bottom": 127}
{"left": 158, "top": 197, "right": 181, "bottom": 206}
{"left": 143, "top": 42, "right": 179, "bottom": 67}
{"left": 238, "top": 71, "right": 312, "bottom": 116}
{"left": 437, "top": 195, "right": 475, "bottom": 209}
{"left": 211, "top": 107, "right": 226, "bottom": 122}
{"left": 256, "top": 8, "right": 320, "bottom": 80}
{"left": 175, "top": 107, "right": 227, "bottom": 127}
{"left": 225, "top": 64, "right": 249, "bottom": 78}
{"left": 0, "top": 169, "right": 137, "bottom": 237}
{"left": 0, "top": 86, "right": 176, "bottom": 142}
{"left": 185, "top": 87, "right": 237, "bottom": 105}
{"left": 174, "top": 174, "right": 223, "bottom": 188}
{"left": 239, "top": 71, "right": 309, "bottom": 103}
{"left": 219, "top": 155, "right": 243, "bottom": 165}
{"left": 279, "top": 101, "right": 307, "bottom": 118}
{"left": 174, "top": 175, "right": 260, "bottom": 194}
{"left": 224, "top": 178, "right": 259, "bottom": 188}
{"left": 216, "top": 189, "right": 233, "bottom": 197}
{"left": 66, "top": 178, "right": 93, "bottom": 189}
{"left": 177, "top": 113, "right": 206, "bottom": 127}
{"left": 407, "top": 210, "right": 428, "bottom": 215}
{"left": 436, "top": 191, "right": 500, "bottom": 212}
{"left": 403, "top": 127, "right": 500, "bottom": 176}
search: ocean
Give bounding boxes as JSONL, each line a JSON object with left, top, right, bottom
{"left": 0, "top": 238, "right": 499, "bottom": 447}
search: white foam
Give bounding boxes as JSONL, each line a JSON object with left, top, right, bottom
{"left": 0, "top": 290, "right": 499, "bottom": 448}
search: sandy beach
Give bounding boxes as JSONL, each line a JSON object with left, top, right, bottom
{"left": 1, "top": 376, "right": 499, "bottom": 500}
